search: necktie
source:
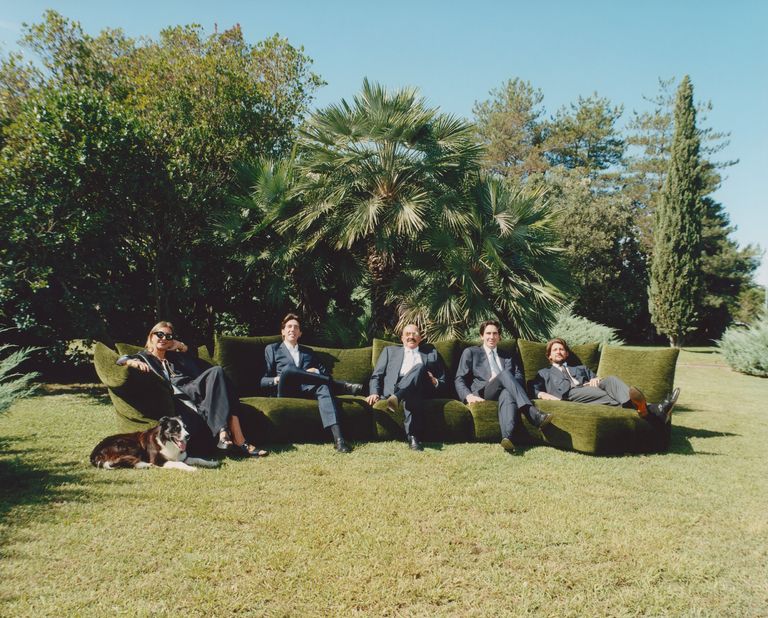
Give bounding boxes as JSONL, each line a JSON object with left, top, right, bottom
{"left": 488, "top": 350, "right": 502, "bottom": 379}
{"left": 562, "top": 363, "right": 578, "bottom": 386}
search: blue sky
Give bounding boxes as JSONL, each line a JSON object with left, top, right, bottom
{"left": 2, "top": 0, "right": 766, "bottom": 285}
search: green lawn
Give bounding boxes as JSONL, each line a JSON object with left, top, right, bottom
{"left": 1, "top": 349, "right": 766, "bottom": 617}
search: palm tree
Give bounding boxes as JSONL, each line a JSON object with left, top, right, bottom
{"left": 230, "top": 157, "right": 363, "bottom": 329}
{"left": 277, "top": 79, "right": 483, "bottom": 336}
{"left": 391, "top": 177, "right": 572, "bottom": 340}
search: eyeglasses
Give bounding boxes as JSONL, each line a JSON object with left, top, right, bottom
{"left": 153, "top": 331, "right": 175, "bottom": 340}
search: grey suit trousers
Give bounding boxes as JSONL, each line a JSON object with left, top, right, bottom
{"left": 565, "top": 375, "right": 630, "bottom": 406}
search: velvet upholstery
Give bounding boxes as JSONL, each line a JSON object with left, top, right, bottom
{"left": 93, "top": 337, "right": 679, "bottom": 455}
{"left": 93, "top": 342, "right": 174, "bottom": 432}
{"left": 597, "top": 346, "right": 679, "bottom": 404}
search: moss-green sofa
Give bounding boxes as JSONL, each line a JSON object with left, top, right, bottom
{"left": 92, "top": 336, "right": 679, "bottom": 455}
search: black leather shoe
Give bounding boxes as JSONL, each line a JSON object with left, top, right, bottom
{"left": 386, "top": 394, "right": 399, "bottom": 413}
{"left": 537, "top": 412, "right": 554, "bottom": 429}
{"left": 407, "top": 435, "right": 423, "bottom": 451}
{"left": 666, "top": 387, "right": 681, "bottom": 421}
{"left": 657, "top": 387, "right": 681, "bottom": 423}
{"left": 334, "top": 438, "right": 351, "bottom": 453}
{"left": 500, "top": 437, "right": 516, "bottom": 453}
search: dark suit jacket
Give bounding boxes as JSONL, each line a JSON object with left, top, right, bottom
{"left": 533, "top": 364, "right": 596, "bottom": 399}
{"left": 260, "top": 342, "right": 329, "bottom": 391}
{"left": 454, "top": 345, "right": 524, "bottom": 402}
{"left": 368, "top": 344, "right": 447, "bottom": 397}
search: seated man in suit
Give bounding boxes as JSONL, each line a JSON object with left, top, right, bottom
{"left": 365, "top": 323, "right": 447, "bottom": 451}
{"left": 260, "top": 313, "right": 351, "bottom": 453}
{"left": 533, "top": 338, "right": 680, "bottom": 423}
{"left": 455, "top": 320, "right": 553, "bottom": 453}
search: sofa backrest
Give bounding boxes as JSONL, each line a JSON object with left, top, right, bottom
{"left": 214, "top": 334, "right": 282, "bottom": 396}
{"left": 215, "top": 334, "right": 373, "bottom": 396}
{"left": 307, "top": 345, "right": 374, "bottom": 385}
{"left": 516, "top": 339, "right": 601, "bottom": 386}
{"left": 597, "top": 346, "right": 679, "bottom": 403}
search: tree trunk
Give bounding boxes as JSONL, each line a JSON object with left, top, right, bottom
{"left": 367, "top": 243, "right": 397, "bottom": 339}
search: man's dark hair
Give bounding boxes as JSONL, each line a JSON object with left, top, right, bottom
{"left": 479, "top": 320, "right": 501, "bottom": 336}
{"left": 281, "top": 312, "right": 301, "bottom": 329}
{"left": 546, "top": 337, "right": 571, "bottom": 357}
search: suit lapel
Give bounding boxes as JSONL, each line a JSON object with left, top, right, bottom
{"left": 298, "top": 345, "right": 311, "bottom": 369}
{"left": 390, "top": 347, "right": 404, "bottom": 377}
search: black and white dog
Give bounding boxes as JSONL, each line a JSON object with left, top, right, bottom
{"left": 90, "top": 416, "right": 220, "bottom": 472}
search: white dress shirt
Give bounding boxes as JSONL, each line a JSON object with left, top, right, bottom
{"left": 284, "top": 342, "right": 301, "bottom": 366}
{"left": 399, "top": 347, "right": 422, "bottom": 376}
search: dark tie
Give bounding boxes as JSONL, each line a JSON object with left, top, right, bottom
{"left": 562, "top": 364, "right": 578, "bottom": 386}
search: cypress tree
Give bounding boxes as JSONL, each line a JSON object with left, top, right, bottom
{"left": 649, "top": 75, "right": 704, "bottom": 347}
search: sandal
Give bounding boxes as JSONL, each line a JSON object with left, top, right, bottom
{"left": 217, "top": 429, "right": 234, "bottom": 450}
{"left": 238, "top": 442, "right": 269, "bottom": 458}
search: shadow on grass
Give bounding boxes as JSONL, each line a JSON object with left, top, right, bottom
{"left": 668, "top": 424, "right": 737, "bottom": 455}
{"left": 0, "top": 436, "right": 125, "bottom": 526}
{"left": 262, "top": 443, "right": 299, "bottom": 454}
{"left": 37, "top": 383, "right": 111, "bottom": 405}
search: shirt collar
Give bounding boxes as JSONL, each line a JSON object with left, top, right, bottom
{"left": 284, "top": 342, "right": 299, "bottom": 352}
{"left": 483, "top": 345, "right": 497, "bottom": 356}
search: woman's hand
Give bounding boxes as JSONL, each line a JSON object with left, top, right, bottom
{"left": 173, "top": 341, "right": 188, "bottom": 353}
{"left": 126, "top": 359, "right": 150, "bottom": 372}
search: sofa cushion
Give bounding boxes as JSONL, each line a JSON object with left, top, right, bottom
{"left": 372, "top": 398, "right": 475, "bottom": 442}
{"left": 93, "top": 342, "right": 174, "bottom": 431}
{"left": 534, "top": 399, "right": 671, "bottom": 455}
{"left": 597, "top": 346, "right": 679, "bottom": 404}
{"left": 517, "top": 339, "right": 600, "bottom": 385}
{"left": 305, "top": 345, "right": 373, "bottom": 385}
{"left": 238, "top": 395, "right": 376, "bottom": 443}
{"left": 214, "top": 334, "right": 282, "bottom": 396}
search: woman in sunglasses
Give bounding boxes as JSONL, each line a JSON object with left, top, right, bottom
{"left": 116, "top": 321, "right": 267, "bottom": 457}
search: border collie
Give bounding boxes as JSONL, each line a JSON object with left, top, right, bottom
{"left": 90, "top": 416, "right": 220, "bottom": 472}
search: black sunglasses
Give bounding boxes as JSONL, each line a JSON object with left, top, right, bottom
{"left": 153, "top": 331, "right": 175, "bottom": 340}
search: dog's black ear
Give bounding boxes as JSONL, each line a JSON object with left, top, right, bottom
{"left": 158, "top": 416, "right": 170, "bottom": 425}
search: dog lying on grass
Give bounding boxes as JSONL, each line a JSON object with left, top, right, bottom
{"left": 90, "top": 416, "right": 220, "bottom": 472}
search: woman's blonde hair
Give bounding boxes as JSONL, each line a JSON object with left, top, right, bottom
{"left": 145, "top": 321, "right": 174, "bottom": 352}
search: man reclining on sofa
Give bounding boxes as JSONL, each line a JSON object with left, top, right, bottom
{"left": 533, "top": 338, "right": 680, "bottom": 424}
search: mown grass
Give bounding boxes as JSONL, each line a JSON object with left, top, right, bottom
{"left": 1, "top": 349, "right": 766, "bottom": 617}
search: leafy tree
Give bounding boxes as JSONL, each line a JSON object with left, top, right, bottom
{"left": 625, "top": 76, "right": 738, "bottom": 249}
{"left": 0, "top": 11, "right": 322, "bottom": 349}
{"left": 696, "top": 197, "right": 762, "bottom": 340}
{"left": 649, "top": 76, "right": 704, "bottom": 347}
{"left": 0, "top": 87, "right": 161, "bottom": 347}
{"left": 545, "top": 94, "right": 624, "bottom": 172}
{"left": 472, "top": 78, "right": 549, "bottom": 181}
{"left": 474, "top": 79, "right": 644, "bottom": 337}
{"left": 545, "top": 169, "right": 650, "bottom": 338}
